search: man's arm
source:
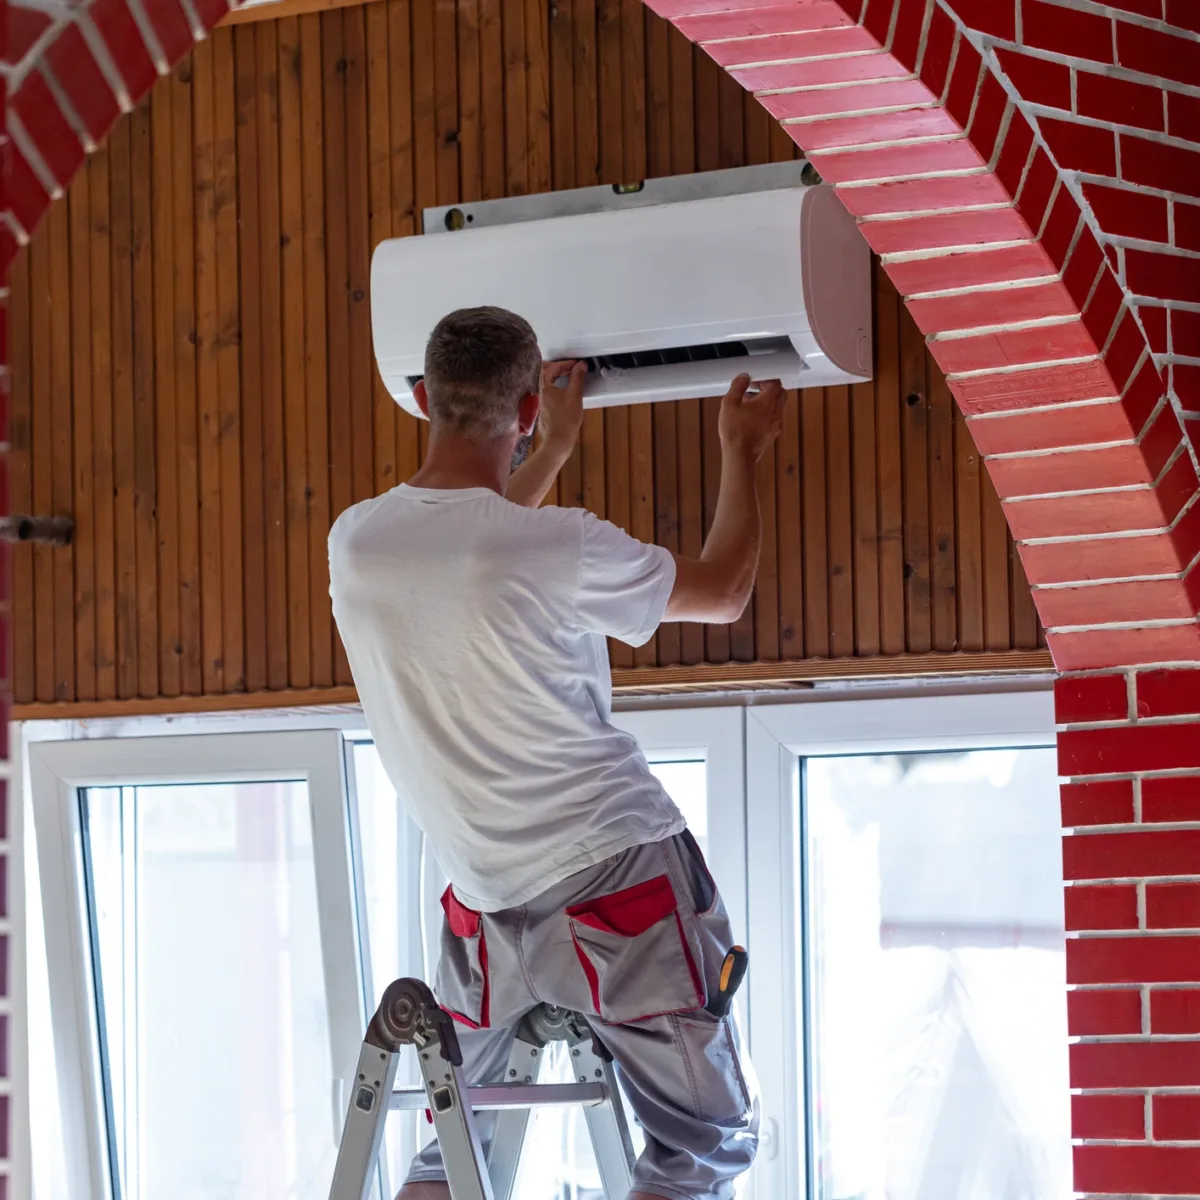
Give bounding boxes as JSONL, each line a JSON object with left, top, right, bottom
{"left": 665, "top": 374, "right": 785, "bottom": 625}
{"left": 506, "top": 360, "right": 587, "bottom": 508}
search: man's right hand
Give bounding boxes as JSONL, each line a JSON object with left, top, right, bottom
{"left": 718, "top": 373, "right": 786, "bottom": 462}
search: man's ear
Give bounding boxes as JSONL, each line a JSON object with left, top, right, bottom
{"left": 413, "top": 379, "right": 431, "bottom": 418}
{"left": 517, "top": 392, "right": 540, "bottom": 437}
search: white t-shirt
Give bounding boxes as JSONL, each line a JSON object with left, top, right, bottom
{"left": 329, "top": 484, "right": 683, "bottom": 911}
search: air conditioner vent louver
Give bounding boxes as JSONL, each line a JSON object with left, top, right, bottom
{"left": 403, "top": 337, "right": 790, "bottom": 391}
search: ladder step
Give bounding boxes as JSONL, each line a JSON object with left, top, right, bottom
{"left": 390, "top": 1082, "right": 609, "bottom": 1111}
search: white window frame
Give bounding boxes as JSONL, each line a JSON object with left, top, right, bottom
{"left": 28, "top": 730, "right": 364, "bottom": 1200}
{"left": 744, "top": 685, "right": 1057, "bottom": 1199}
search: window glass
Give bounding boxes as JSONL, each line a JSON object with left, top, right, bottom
{"left": 82, "top": 781, "right": 335, "bottom": 1200}
{"left": 803, "top": 748, "right": 1071, "bottom": 1200}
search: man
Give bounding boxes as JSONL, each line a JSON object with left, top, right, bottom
{"left": 329, "top": 306, "right": 784, "bottom": 1200}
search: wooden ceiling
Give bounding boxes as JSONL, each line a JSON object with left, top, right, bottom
{"left": 8, "top": 0, "right": 1047, "bottom": 716}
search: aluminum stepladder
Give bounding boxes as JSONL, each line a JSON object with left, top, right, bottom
{"left": 328, "top": 977, "right": 636, "bottom": 1200}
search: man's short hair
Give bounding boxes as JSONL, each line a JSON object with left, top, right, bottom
{"left": 423, "top": 306, "right": 542, "bottom": 439}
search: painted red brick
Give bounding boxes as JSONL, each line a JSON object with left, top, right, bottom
{"left": 705, "top": 24, "right": 877, "bottom": 68}
{"left": 13, "top": 71, "right": 85, "bottom": 190}
{"left": 932, "top": 320, "right": 1095, "bottom": 377}
{"left": 864, "top": 208, "right": 1032, "bottom": 258}
{"left": 1166, "top": 90, "right": 1200, "bottom": 146}
{"left": 1048, "top": 623, "right": 1200, "bottom": 672}
{"left": 982, "top": 402, "right": 1171, "bottom": 485}
{"left": 1152, "top": 987, "right": 1200, "bottom": 1033}
{"left": 1062, "top": 778, "right": 1136, "bottom": 827}
{"left": 1068, "top": 985, "right": 1142, "bottom": 1034}
{"left": 1072, "top": 1039, "right": 1200, "bottom": 1087}
{"left": 1117, "top": 19, "right": 1200, "bottom": 88}
{"left": 191, "top": 0, "right": 230, "bottom": 29}
{"left": 1083, "top": 271, "right": 1126, "bottom": 349}
{"left": 1121, "top": 135, "right": 1200, "bottom": 201}
{"left": 732, "top": 53, "right": 908, "bottom": 92}
{"left": 889, "top": 0, "right": 928, "bottom": 73}
{"left": 786, "top": 105, "right": 963, "bottom": 153}
{"left": 1082, "top": 183, "right": 1169, "bottom": 245}
{"left": 1070, "top": 934, "right": 1200, "bottom": 985}
{"left": 989, "top": 444, "right": 1163, "bottom": 502}
{"left": 804, "top": 138, "right": 987, "bottom": 184}
{"left": 1041, "top": 186, "right": 1085, "bottom": 275}
{"left": 861, "top": 0, "right": 894, "bottom": 44}
{"left": 1147, "top": 883, "right": 1200, "bottom": 930}
{"left": 643, "top": 0, "right": 800, "bottom": 16}
{"left": 7, "top": 141, "right": 53, "bottom": 239}
{"left": 1137, "top": 668, "right": 1200, "bottom": 718}
{"left": 920, "top": 4, "right": 956, "bottom": 98}
{"left": 44, "top": 22, "right": 122, "bottom": 146}
{"left": 1166, "top": 0, "right": 1200, "bottom": 30}
{"left": 1056, "top": 673, "right": 1129, "bottom": 723}
{"left": 1104, "top": 0, "right": 1164, "bottom": 14}
{"left": 944, "top": 36, "right": 983, "bottom": 130}
{"left": 911, "top": 281, "right": 1076, "bottom": 339}
{"left": 759, "top": 79, "right": 933, "bottom": 123}
{"left": 1153, "top": 1095, "right": 1200, "bottom": 1141}
{"left": 142, "top": 0, "right": 194, "bottom": 64}
{"left": 995, "top": 106, "right": 1036, "bottom": 196}
{"left": 1023, "top": 0, "right": 1114, "bottom": 64}
{"left": 884, "top": 243, "right": 1053, "bottom": 299}
{"left": 994, "top": 46, "right": 1070, "bottom": 111}
{"left": 1060, "top": 726, "right": 1200, "bottom": 779}
{"left": 1075, "top": 1145, "right": 1200, "bottom": 1194}
{"left": 837, "top": 173, "right": 1011, "bottom": 220}
{"left": 1175, "top": 365, "right": 1200, "bottom": 414}
{"left": 89, "top": 0, "right": 158, "bottom": 98}
{"left": 1072, "top": 1093, "right": 1145, "bottom": 1141}
{"left": 1176, "top": 201, "right": 1200, "bottom": 255}
{"left": 1176, "top": 309, "right": 1200, "bottom": 357}
{"left": 969, "top": 72, "right": 1008, "bottom": 164}
{"left": 1141, "top": 306, "right": 1167, "bottom": 356}
{"left": 1105, "top": 309, "right": 1152, "bottom": 393}
{"left": 1127, "top": 247, "right": 1200, "bottom": 305}
{"left": 954, "top": 359, "right": 1121, "bottom": 419}
{"left": 675, "top": 1, "right": 852, "bottom": 41}
{"left": 1143, "top": 775, "right": 1200, "bottom": 823}
{"left": 11, "top": 6, "right": 53, "bottom": 62}
{"left": 1039, "top": 117, "right": 1117, "bottom": 177}
{"left": 1077, "top": 70, "right": 1165, "bottom": 133}
{"left": 1062, "top": 228, "right": 1105, "bottom": 310}
{"left": 945, "top": 0, "right": 1016, "bottom": 40}
{"left": 1015, "top": 147, "right": 1058, "bottom": 234}
{"left": 1065, "top": 884, "right": 1139, "bottom": 930}
{"left": 1063, "top": 828, "right": 1200, "bottom": 881}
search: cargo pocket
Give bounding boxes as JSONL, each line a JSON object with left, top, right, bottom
{"left": 436, "top": 886, "right": 490, "bottom": 1029}
{"left": 566, "top": 874, "right": 704, "bottom": 1024}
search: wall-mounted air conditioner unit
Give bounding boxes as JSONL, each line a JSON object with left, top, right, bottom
{"left": 371, "top": 161, "right": 872, "bottom": 416}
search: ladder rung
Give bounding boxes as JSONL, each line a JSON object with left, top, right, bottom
{"left": 390, "top": 1082, "right": 609, "bottom": 1111}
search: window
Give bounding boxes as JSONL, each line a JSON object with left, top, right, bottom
{"left": 30, "top": 732, "right": 364, "bottom": 1200}
{"left": 746, "top": 689, "right": 1067, "bottom": 1200}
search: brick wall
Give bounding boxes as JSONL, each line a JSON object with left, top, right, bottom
{"left": 1, "top": 0, "right": 11, "bottom": 1192}
{"left": 4, "top": 0, "right": 1200, "bottom": 1195}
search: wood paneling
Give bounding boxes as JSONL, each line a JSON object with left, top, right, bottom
{"left": 8, "top": 0, "right": 1046, "bottom": 711}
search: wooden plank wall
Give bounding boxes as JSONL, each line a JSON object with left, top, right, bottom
{"left": 8, "top": 0, "right": 1044, "bottom": 710}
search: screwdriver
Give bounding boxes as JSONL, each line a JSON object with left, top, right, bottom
{"left": 705, "top": 946, "right": 748, "bottom": 1019}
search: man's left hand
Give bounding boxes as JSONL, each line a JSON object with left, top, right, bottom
{"left": 539, "top": 360, "right": 587, "bottom": 449}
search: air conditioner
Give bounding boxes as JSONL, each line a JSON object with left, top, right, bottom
{"left": 371, "top": 162, "right": 872, "bottom": 416}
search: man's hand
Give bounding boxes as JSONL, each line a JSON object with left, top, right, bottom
{"left": 718, "top": 374, "right": 785, "bottom": 462}
{"left": 539, "top": 360, "right": 587, "bottom": 449}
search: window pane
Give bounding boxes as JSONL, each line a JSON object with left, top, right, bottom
{"left": 803, "top": 748, "right": 1071, "bottom": 1200}
{"left": 83, "top": 781, "right": 336, "bottom": 1200}
{"left": 648, "top": 760, "right": 707, "bottom": 854}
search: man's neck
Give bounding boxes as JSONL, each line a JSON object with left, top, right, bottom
{"left": 406, "top": 430, "right": 516, "bottom": 495}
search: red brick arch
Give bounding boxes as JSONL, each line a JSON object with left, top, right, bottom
{"left": 4, "top": 0, "right": 1200, "bottom": 1194}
